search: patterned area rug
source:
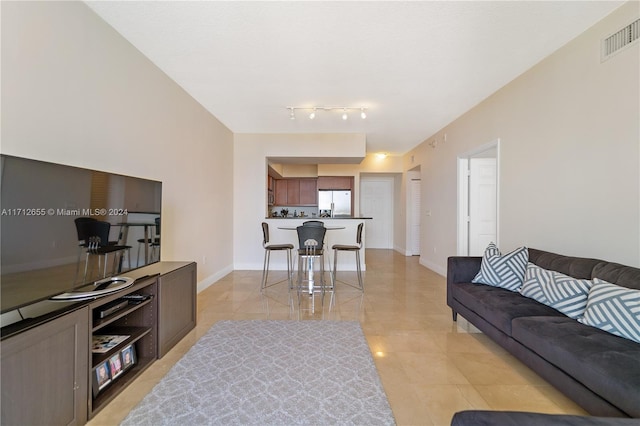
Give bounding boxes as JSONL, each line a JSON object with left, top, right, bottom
{"left": 121, "top": 320, "right": 395, "bottom": 425}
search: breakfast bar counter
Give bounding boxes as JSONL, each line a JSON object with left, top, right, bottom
{"left": 263, "top": 218, "right": 370, "bottom": 271}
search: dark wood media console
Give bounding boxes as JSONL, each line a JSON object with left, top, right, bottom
{"left": 1, "top": 261, "right": 197, "bottom": 425}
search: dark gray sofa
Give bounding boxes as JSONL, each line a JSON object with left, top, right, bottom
{"left": 451, "top": 410, "right": 639, "bottom": 426}
{"left": 447, "top": 248, "right": 640, "bottom": 418}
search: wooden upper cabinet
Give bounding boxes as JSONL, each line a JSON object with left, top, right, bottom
{"left": 299, "top": 179, "right": 317, "bottom": 205}
{"left": 286, "top": 179, "right": 300, "bottom": 205}
{"left": 274, "top": 179, "right": 288, "bottom": 205}
{"left": 273, "top": 178, "right": 318, "bottom": 206}
{"left": 317, "top": 176, "right": 353, "bottom": 190}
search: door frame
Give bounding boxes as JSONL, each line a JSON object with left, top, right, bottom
{"left": 457, "top": 139, "right": 500, "bottom": 256}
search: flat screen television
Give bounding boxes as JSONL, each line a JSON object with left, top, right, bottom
{"left": 0, "top": 154, "right": 162, "bottom": 314}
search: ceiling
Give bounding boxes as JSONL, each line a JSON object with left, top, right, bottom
{"left": 86, "top": 1, "right": 622, "bottom": 156}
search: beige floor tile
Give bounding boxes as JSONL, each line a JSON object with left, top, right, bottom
{"left": 473, "top": 384, "right": 574, "bottom": 413}
{"left": 411, "top": 384, "right": 491, "bottom": 426}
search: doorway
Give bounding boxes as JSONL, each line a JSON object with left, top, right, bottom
{"left": 360, "top": 176, "right": 394, "bottom": 249}
{"left": 457, "top": 140, "right": 499, "bottom": 256}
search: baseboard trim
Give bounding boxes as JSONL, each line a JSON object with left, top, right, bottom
{"left": 420, "top": 258, "right": 446, "bottom": 277}
{"left": 197, "top": 264, "right": 234, "bottom": 293}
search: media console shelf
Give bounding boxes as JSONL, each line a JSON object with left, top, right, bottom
{"left": 1, "top": 261, "right": 197, "bottom": 425}
{"left": 88, "top": 276, "right": 158, "bottom": 416}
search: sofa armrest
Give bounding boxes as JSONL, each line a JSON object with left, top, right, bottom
{"left": 447, "top": 256, "right": 482, "bottom": 285}
{"left": 447, "top": 256, "right": 482, "bottom": 319}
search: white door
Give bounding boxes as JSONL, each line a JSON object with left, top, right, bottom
{"left": 468, "top": 158, "right": 497, "bottom": 256}
{"left": 409, "top": 179, "right": 421, "bottom": 255}
{"left": 360, "top": 177, "right": 393, "bottom": 249}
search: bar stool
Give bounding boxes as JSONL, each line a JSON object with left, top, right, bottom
{"left": 261, "top": 222, "right": 294, "bottom": 292}
{"left": 295, "top": 225, "right": 328, "bottom": 296}
{"left": 332, "top": 222, "right": 364, "bottom": 291}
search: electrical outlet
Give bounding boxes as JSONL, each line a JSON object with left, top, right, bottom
{"left": 202, "top": 256, "right": 207, "bottom": 265}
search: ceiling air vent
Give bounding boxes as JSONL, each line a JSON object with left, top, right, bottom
{"left": 601, "top": 18, "right": 639, "bottom": 61}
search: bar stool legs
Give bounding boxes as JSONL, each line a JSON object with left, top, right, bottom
{"left": 261, "top": 222, "right": 294, "bottom": 292}
{"left": 261, "top": 247, "right": 293, "bottom": 292}
{"left": 331, "top": 222, "right": 364, "bottom": 291}
{"left": 332, "top": 247, "right": 364, "bottom": 291}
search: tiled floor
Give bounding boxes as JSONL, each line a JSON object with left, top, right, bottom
{"left": 88, "top": 249, "right": 586, "bottom": 425}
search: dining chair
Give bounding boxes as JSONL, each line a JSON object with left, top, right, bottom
{"left": 79, "top": 220, "right": 132, "bottom": 282}
{"left": 137, "top": 217, "right": 161, "bottom": 267}
{"left": 302, "top": 220, "right": 324, "bottom": 227}
{"left": 332, "top": 222, "right": 364, "bottom": 291}
{"left": 295, "top": 224, "right": 328, "bottom": 296}
{"left": 261, "top": 222, "right": 294, "bottom": 291}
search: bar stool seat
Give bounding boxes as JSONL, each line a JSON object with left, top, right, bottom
{"left": 332, "top": 222, "right": 364, "bottom": 291}
{"left": 261, "top": 222, "right": 294, "bottom": 291}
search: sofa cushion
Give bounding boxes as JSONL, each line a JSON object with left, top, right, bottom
{"left": 528, "top": 248, "right": 604, "bottom": 280}
{"left": 512, "top": 316, "right": 640, "bottom": 418}
{"left": 472, "top": 243, "right": 528, "bottom": 291}
{"left": 593, "top": 263, "right": 640, "bottom": 291}
{"left": 453, "top": 282, "right": 564, "bottom": 335}
{"left": 579, "top": 279, "right": 640, "bottom": 344}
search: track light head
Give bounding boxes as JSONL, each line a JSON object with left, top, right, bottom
{"left": 286, "top": 105, "right": 368, "bottom": 121}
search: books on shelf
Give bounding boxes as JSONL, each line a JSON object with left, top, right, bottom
{"left": 92, "top": 335, "right": 129, "bottom": 353}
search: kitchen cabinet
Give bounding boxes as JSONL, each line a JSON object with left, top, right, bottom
{"left": 286, "top": 179, "right": 300, "bottom": 205}
{"left": 274, "top": 178, "right": 318, "bottom": 206}
{"left": 299, "top": 179, "right": 318, "bottom": 205}
{"left": 275, "top": 179, "right": 289, "bottom": 205}
{"left": 317, "top": 176, "right": 353, "bottom": 191}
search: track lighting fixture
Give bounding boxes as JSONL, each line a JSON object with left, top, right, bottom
{"left": 286, "top": 106, "right": 368, "bottom": 121}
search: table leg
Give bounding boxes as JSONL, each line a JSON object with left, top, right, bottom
{"left": 308, "top": 257, "right": 314, "bottom": 295}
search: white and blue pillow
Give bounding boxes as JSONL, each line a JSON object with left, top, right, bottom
{"left": 520, "top": 263, "right": 551, "bottom": 304}
{"left": 519, "top": 263, "right": 593, "bottom": 319}
{"left": 579, "top": 278, "right": 640, "bottom": 344}
{"left": 544, "top": 273, "right": 592, "bottom": 319}
{"left": 472, "top": 243, "right": 528, "bottom": 291}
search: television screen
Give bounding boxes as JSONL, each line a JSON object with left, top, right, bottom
{"left": 0, "top": 155, "right": 162, "bottom": 313}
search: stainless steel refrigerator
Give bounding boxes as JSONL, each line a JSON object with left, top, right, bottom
{"left": 318, "top": 190, "right": 352, "bottom": 217}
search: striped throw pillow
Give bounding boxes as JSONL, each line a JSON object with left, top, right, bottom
{"left": 543, "top": 272, "right": 593, "bottom": 319}
{"left": 579, "top": 279, "right": 640, "bottom": 343}
{"left": 520, "top": 263, "right": 593, "bottom": 318}
{"left": 520, "top": 263, "right": 551, "bottom": 304}
{"left": 472, "top": 243, "right": 528, "bottom": 291}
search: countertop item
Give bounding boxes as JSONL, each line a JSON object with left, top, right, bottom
{"left": 266, "top": 216, "right": 372, "bottom": 219}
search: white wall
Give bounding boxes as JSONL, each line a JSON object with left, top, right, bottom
{"left": 1, "top": 1, "right": 235, "bottom": 289}
{"left": 406, "top": 2, "right": 640, "bottom": 272}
